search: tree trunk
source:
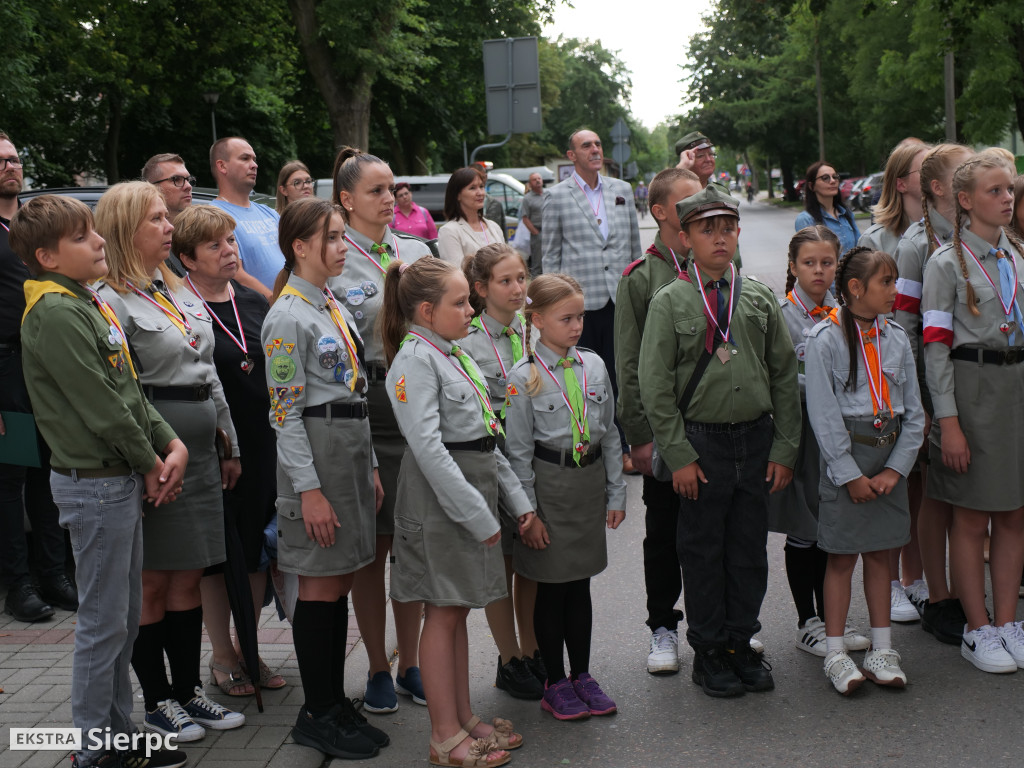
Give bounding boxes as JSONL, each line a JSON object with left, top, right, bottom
{"left": 1011, "top": 21, "right": 1024, "bottom": 146}
{"left": 104, "top": 93, "right": 122, "bottom": 183}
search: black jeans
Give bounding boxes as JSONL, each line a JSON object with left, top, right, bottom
{"left": 677, "top": 414, "right": 773, "bottom": 651}
{"left": 578, "top": 300, "right": 627, "bottom": 453}
{"left": 0, "top": 348, "right": 64, "bottom": 585}
{"left": 642, "top": 474, "right": 683, "bottom": 631}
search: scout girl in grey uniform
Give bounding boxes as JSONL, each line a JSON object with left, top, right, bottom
{"left": 858, "top": 140, "right": 930, "bottom": 256}
{"left": 891, "top": 144, "right": 974, "bottom": 641}
{"left": 381, "top": 257, "right": 535, "bottom": 768}
{"left": 921, "top": 150, "right": 1024, "bottom": 674}
{"left": 505, "top": 274, "right": 626, "bottom": 721}
{"left": 805, "top": 246, "right": 924, "bottom": 695}
{"left": 772, "top": 226, "right": 870, "bottom": 657}
{"left": 461, "top": 243, "right": 545, "bottom": 700}
{"left": 96, "top": 182, "right": 244, "bottom": 739}
{"left": 261, "top": 198, "right": 388, "bottom": 759}
{"left": 330, "top": 146, "right": 433, "bottom": 712}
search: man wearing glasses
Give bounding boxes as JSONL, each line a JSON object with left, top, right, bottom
{"left": 0, "top": 132, "right": 78, "bottom": 623}
{"left": 142, "top": 153, "right": 195, "bottom": 224}
{"left": 674, "top": 131, "right": 742, "bottom": 269}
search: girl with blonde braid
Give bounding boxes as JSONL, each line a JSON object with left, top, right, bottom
{"left": 921, "top": 150, "right": 1024, "bottom": 674}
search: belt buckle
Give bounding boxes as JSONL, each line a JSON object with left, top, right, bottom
{"left": 877, "top": 434, "right": 892, "bottom": 447}
{"left": 578, "top": 451, "right": 594, "bottom": 468}
{"left": 1005, "top": 349, "right": 1018, "bottom": 364}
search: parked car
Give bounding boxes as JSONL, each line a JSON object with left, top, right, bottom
{"left": 855, "top": 171, "right": 884, "bottom": 213}
{"left": 841, "top": 176, "right": 865, "bottom": 204}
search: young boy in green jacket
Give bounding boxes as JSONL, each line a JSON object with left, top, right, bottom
{"left": 12, "top": 195, "right": 188, "bottom": 768}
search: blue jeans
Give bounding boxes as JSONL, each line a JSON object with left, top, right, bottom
{"left": 677, "top": 414, "right": 773, "bottom": 651}
{"left": 50, "top": 471, "right": 143, "bottom": 763}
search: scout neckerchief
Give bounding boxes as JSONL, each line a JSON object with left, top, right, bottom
{"left": 695, "top": 263, "right": 737, "bottom": 363}
{"left": 185, "top": 276, "right": 254, "bottom": 374}
{"left": 646, "top": 241, "right": 685, "bottom": 277}
{"left": 787, "top": 289, "right": 839, "bottom": 325}
{"left": 404, "top": 330, "right": 502, "bottom": 436}
{"left": 344, "top": 232, "right": 398, "bottom": 276}
{"left": 539, "top": 348, "right": 591, "bottom": 465}
{"left": 470, "top": 312, "right": 525, "bottom": 418}
{"left": 128, "top": 281, "right": 199, "bottom": 349}
{"left": 961, "top": 240, "right": 1023, "bottom": 344}
{"left": 278, "top": 283, "right": 361, "bottom": 391}
{"left": 86, "top": 286, "right": 138, "bottom": 379}
{"left": 857, "top": 317, "right": 893, "bottom": 429}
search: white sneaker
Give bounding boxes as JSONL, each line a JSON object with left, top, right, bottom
{"left": 862, "top": 647, "right": 907, "bottom": 687}
{"left": 962, "top": 624, "right": 1017, "bottom": 674}
{"left": 890, "top": 581, "right": 920, "bottom": 622}
{"left": 795, "top": 617, "right": 827, "bottom": 657}
{"left": 843, "top": 624, "right": 871, "bottom": 651}
{"left": 647, "top": 627, "right": 679, "bottom": 674}
{"left": 749, "top": 636, "right": 765, "bottom": 654}
{"left": 996, "top": 621, "right": 1024, "bottom": 669}
{"left": 904, "top": 579, "right": 929, "bottom": 617}
{"left": 824, "top": 651, "right": 865, "bottom": 695}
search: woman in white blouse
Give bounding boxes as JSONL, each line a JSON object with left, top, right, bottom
{"left": 436, "top": 167, "right": 504, "bottom": 265}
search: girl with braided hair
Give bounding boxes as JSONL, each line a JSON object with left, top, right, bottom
{"left": 920, "top": 149, "right": 1024, "bottom": 674}
{"left": 805, "top": 246, "right": 924, "bottom": 694}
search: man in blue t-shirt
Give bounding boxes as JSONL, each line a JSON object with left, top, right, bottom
{"left": 209, "top": 136, "right": 282, "bottom": 299}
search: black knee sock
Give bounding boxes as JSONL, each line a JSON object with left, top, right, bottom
{"left": 564, "top": 579, "right": 592, "bottom": 679}
{"left": 163, "top": 606, "right": 203, "bottom": 704}
{"left": 293, "top": 598, "right": 336, "bottom": 717}
{"left": 132, "top": 620, "right": 172, "bottom": 711}
{"left": 534, "top": 582, "right": 568, "bottom": 684}
{"left": 784, "top": 540, "right": 819, "bottom": 626}
{"left": 812, "top": 545, "right": 828, "bottom": 621}
{"left": 331, "top": 596, "right": 348, "bottom": 705}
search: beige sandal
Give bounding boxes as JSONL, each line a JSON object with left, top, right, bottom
{"left": 462, "top": 715, "right": 523, "bottom": 751}
{"left": 428, "top": 729, "right": 509, "bottom": 767}
{"left": 207, "top": 660, "right": 254, "bottom": 696}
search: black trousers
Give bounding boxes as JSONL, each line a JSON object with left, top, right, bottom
{"left": 578, "top": 300, "right": 627, "bottom": 452}
{"left": 643, "top": 474, "right": 683, "bottom": 631}
{"left": 677, "top": 414, "right": 773, "bottom": 650}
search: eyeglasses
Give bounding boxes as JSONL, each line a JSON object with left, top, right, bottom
{"left": 816, "top": 174, "right": 839, "bottom": 182}
{"left": 153, "top": 175, "right": 196, "bottom": 188}
{"left": 289, "top": 178, "right": 314, "bottom": 189}
{"left": 0, "top": 158, "right": 24, "bottom": 170}
{"left": 694, "top": 151, "right": 717, "bottom": 161}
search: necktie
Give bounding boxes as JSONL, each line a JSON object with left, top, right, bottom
{"left": 451, "top": 345, "right": 501, "bottom": 436}
{"left": 558, "top": 357, "right": 591, "bottom": 465}
{"left": 371, "top": 243, "right": 391, "bottom": 270}
{"left": 504, "top": 326, "right": 523, "bottom": 363}
{"left": 861, "top": 327, "right": 892, "bottom": 421}
{"left": 715, "top": 279, "right": 729, "bottom": 331}
{"left": 995, "top": 250, "right": 1023, "bottom": 345}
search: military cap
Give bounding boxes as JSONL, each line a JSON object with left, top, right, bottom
{"left": 676, "top": 184, "right": 740, "bottom": 226}
{"left": 674, "top": 131, "right": 712, "bottom": 156}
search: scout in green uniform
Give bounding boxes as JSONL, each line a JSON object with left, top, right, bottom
{"left": 638, "top": 185, "right": 800, "bottom": 698}
{"left": 613, "top": 167, "right": 701, "bottom": 675}
{"left": 13, "top": 195, "right": 188, "bottom": 768}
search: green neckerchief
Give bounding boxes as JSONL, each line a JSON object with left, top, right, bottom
{"left": 558, "top": 356, "right": 591, "bottom": 465}
{"left": 370, "top": 242, "right": 391, "bottom": 269}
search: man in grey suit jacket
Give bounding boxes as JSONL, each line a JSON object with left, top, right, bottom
{"left": 542, "top": 128, "right": 641, "bottom": 471}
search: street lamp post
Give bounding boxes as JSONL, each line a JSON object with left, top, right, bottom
{"left": 203, "top": 92, "right": 220, "bottom": 144}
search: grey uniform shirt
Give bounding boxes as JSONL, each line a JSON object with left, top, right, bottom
{"left": 459, "top": 312, "right": 525, "bottom": 412}
{"left": 922, "top": 228, "right": 1024, "bottom": 420}
{"left": 385, "top": 325, "right": 532, "bottom": 541}
{"left": 858, "top": 223, "right": 901, "bottom": 256}
{"left": 805, "top": 316, "right": 925, "bottom": 486}
{"left": 503, "top": 340, "right": 627, "bottom": 511}
{"left": 520, "top": 190, "right": 545, "bottom": 231}
{"left": 100, "top": 275, "right": 239, "bottom": 457}
{"left": 779, "top": 284, "right": 839, "bottom": 396}
{"left": 260, "top": 274, "right": 372, "bottom": 493}
{"left": 327, "top": 226, "right": 431, "bottom": 366}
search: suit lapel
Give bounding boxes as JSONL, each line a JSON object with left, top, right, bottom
{"left": 568, "top": 178, "right": 606, "bottom": 242}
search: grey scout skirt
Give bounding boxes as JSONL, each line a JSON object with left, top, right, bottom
{"left": 367, "top": 377, "right": 405, "bottom": 536}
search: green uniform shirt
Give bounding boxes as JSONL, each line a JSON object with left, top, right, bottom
{"left": 614, "top": 231, "right": 685, "bottom": 446}
{"left": 638, "top": 262, "right": 801, "bottom": 471}
{"left": 20, "top": 272, "right": 177, "bottom": 473}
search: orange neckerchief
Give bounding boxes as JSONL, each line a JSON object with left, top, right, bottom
{"left": 786, "top": 291, "right": 839, "bottom": 325}
{"left": 859, "top": 322, "right": 892, "bottom": 424}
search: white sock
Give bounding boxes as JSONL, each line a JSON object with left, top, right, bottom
{"left": 890, "top": 579, "right": 902, "bottom": 590}
{"left": 871, "top": 626, "right": 892, "bottom": 650}
{"left": 825, "top": 636, "right": 845, "bottom": 656}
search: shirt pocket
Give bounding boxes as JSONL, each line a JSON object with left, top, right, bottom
{"left": 744, "top": 303, "right": 769, "bottom": 358}
{"left": 440, "top": 378, "right": 484, "bottom": 437}
{"left": 883, "top": 365, "right": 907, "bottom": 413}
{"left": 673, "top": 314, "right": 708, "bottom": 344}
{"left": 831, "top": 368, "right": 864, "bottom": 413}
{"left": 531, "top": 389, "right": 569, "bottom": 438}
{"left": 955, "top": 281, "right": 998, "bottom": 334}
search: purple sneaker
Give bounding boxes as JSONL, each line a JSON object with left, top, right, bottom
{"left": 540, "top": 678, "right": 590, "bottom": 720}
{"left": 572, "top": 673, "right": 617, "bottom": 715}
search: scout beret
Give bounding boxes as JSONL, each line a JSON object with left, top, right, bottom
{"left": 674, "top": 131, "right": 712, "bottom": 156}
{"left": 676, "top": 184, "right": 740, "bottom": 226}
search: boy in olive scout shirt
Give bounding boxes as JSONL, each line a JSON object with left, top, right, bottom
{"left": 638, "top": 185, "right": 800, "bottom": 699}
{"left": 12, "top": 195, "right": 188, "bottom": 768}
{"left": 614, "top": 168, "right": 701, "bottom": 675}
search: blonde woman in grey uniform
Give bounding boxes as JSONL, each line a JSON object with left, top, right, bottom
{"left": 921, "top": 150, "right": 1024, "bottom": 674}
{"left": 380, "top": 257, "right": 535, "bottom": 768}
{"left": 505, "top": 274, "right": 626, "bottom": 721}
{"left": 96, "top": 182, "right": 245, "bottom": 739}
{"left": 806, "top": 246, "right": 924, "bottom": 695}
{"left": 262, "top": 198, "right": 388, "bottom": 759}
{"left": 330, "top": 146, "right": 433, "bottom": 712}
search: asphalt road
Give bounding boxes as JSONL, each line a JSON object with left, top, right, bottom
{"left": 340, "top": 203, "right": 1024, "bottom": 768}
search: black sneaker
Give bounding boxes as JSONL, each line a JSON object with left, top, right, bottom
{"left": 120, "top": 746, "right": 188, "bottom": 768}
{"left": 726, "top": 641, "right": 775, "bottom": 692}
{"left": 691, "top": 646, "right": 745, "bottom": 698}
{"left": 3, "top": 580, "right": 54, "bottom": 622}
{"left": 922, "top": 598, "right": 966, "bottom": 645}
{"left": 342, "top": 697, "right": 390, "bottom": 748}
{"left": 495, "top": 655, "right": 544, "bottom": 700}
{"left": 524, "top": 650, "right": 548, "bottom": 685}
{"left": 38, "top": 573, "right": 78, "bottom": 611}
{"left": 71, "top": 751, "right": 120, "bottom": 768}
{"left": 292, "top": 705, "right": 378, "bottom": 760}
